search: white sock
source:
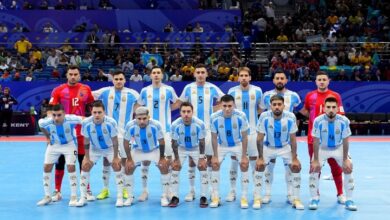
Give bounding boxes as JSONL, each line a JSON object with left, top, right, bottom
{"left": 103, "top": 165, "right": 111, "bottom": 189}
{"left": 123, "top": 174, "right": 134, "bottom": 198}
{"left": 141, "top": 165, "right": 149, "bottom": 191}
{"left": 200, "top": 170, "right": 208, "bottom": 197}
{"left": 211, "top": 171, "right": 220, "bottom": 198}
{"left": 344, "top": 173, "right": 354, "bottom": 201}
{"left": 291, "top": 172, "right": 301, "bottom": 200}
{"left": 80, "top": 171, "right": 90, "bottom": 198}
{"left": 69, "top": 172, "right": 78, "bottom": 197}
{"left": 229, "top": 160, "right": 238, "bottom": 192}
{"left": 249, "top": 160, "right": 256, "bottom": 183}
{"left": 253, "top": 171, "right": 263, "bottom": 199}
{"left": 161, "top": 174, "right": 170, "bottom": 197}
{"left": 241, "top": 171, "right": 249, "bottom": 198}
{"left": 264, "top": 161, "right": 275, "bottom": 195}
{"left": 188, "top": 166, "right": 195, "bottom": 192}
{"left": 115, "top": 171, "right": 123, "bottom": 198}
{"left": 309, "top": 172, "right": 320, "bottom": 200}
{"left": 43, "top": 172, "right": 51, "bottom": 197}
{"left": 285, "top": 164, "right": 293, "bottom": 196}
{"left": 171, "top": 170, "right": 180, "bottom": 197}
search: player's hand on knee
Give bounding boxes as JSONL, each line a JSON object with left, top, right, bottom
{"left": 255, "top": 157, "right": 265, "bottom": 171}
{"left": 198, "top": 158, "right": 207, "bottom": 170}
{"left": 158, "top": 158, "right": 169, "bottom": 172}
{"left": 343, "top": 159, "right": 353, "bottom": 174}
{"left": 240, "top": 155, "right": 249, "bottom": 171}
{"left": 112, "top": 156, "right": 121, "bottom": 171}
{"left": 211, "top": 156, "right": 219, "bottom": 170}
{"left": 310, "top": 160, "right": 321, "bottom": 173}
{"left": 82, "top": 158, "right": 92, "bottom": 171}
{"left": 291, "top": 158, "right": 301, "bottom": 172}
{"left": 125, "top": 159, "right": 135, "bottom": 174}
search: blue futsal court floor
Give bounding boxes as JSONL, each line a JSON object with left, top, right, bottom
{"left": 0, "top": 136, "right": 389, "bottom": 220}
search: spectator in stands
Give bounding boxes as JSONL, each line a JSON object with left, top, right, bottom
{"left": 59, "top": 39, "right": 73, "bottom": 53}
{"left": 372, "top": 69, "right": 384, "bottom": 81}
{"left": 14, "top": 36, "right": 32, "bottom": 57}
{"left": 335, "top": 69, "right": 349, "bottom": 81}
{"left": 67, "top": 0, "right": 76, "bottom": 10}
{"left": 308, "top": 58, "right": 320, "bottom": 73}
{"left": 163, "top": 23, "right": 174, "bottom": 33}
{"left": 134, "top": 59, "right": 146, "bottom": 73}
{"left": 129, "top": 69, "right": 143, "bottom": 82}
{"left": 80, "top": 53, "right": 93, "bottom": 69}
{"left": 0, "top": 87, "right": 18, "bottom": 137}
{"left": 81, "top": 70, "right": 94, "bottom": 81}
{"left": 9, "top": 0, "right": 20, "bottom": 10}
{"left": 276, "top": 31, "right": 289, "bottom": 42}
{"left": 142, "top": 68, "right": 152, "bottom": 82}
{"left": 182, "top": 69, "right": 194, "bottom": 81}
{"left": 185, "top": 23, "right": 193, "bottom": 32}
{"left": 58, "top": 53, "right": 69, "bottom": 66}
{"left": 0, "top": 70, "right": 12, "bottom": 82}
{"left": 55, "top": 0, "right": 66, "bottom": 10}
{"left": 95, "top": 69, "right": 108, "bottom": 81}
{"left": 181, "top": 61, "right": 195, "bottom": 75}
{"left": 0, "top": 61, "right": 8, "bottom": 72}
{"left": 99, "top": 0, "right": 114, "bottom": 9}
{"left": 326, "top": 51, "right": 338, "bottom": 66}
{"left": 265, "top": 2, "right": 275, "bottom": 21}
{"left": 51, "top": 68, "right": 61, "bottom": 79}
{"left": 23, "top": 0, "right": 33, "bottom": 10}
{"left": 39, "top": 0, "right": 48, "bottom": 9}
{"left": 146, "top": 59, "right": 157, "bottom": 70}
{"left": 42, "top": 22, "right": 54, "bottom": 33}
{"left": 46, "top": 50, "right": 59, "bottom": 68}
{"left": 252, "top": 17, "right": 267, "bottom": 42}
{"left": 169, "top": 69, "right": 183, "bottom": 82}
{"left": 109, "top": 30, "right": 120, "bottom": 48}
{"left": 31, "top": 47, "right": 42, "bottom": 61}
{"left": 228, "top": 68, "right": 238, "bottom": 81}
{"left": 358, "top": 51, "right": 372, "bottom": 67}
{"left": 285, "top": 57, "right": 298, "bottom": 81}
{"left": 86, "top": 31, "right": 99, "bottom": 50}
{"left": 29, "top": 59, "right": 43, "bottom": 72}
{"left": 122, "top": 59, "right": 134, "bottom": 74}
{"left": 216, "top": 61, "right": 230, "bottom": 81}
{"left": 352, "top": 69, "right": 362, "bottom": 81}
{"left": 224, "top": 24, "right": 233, "bottom": 32}
{"left": 193, "top": 22, "right": 204, "bottom": 33}
{"left": 0, "top": 23, "right": 7, "bottom": 33}
{"left": 69, "top": 50, "right": 81, "bottom": 66}
{"left": 25, "top": 71, "right": 34, "bottom": 81}
{"left": 299, "top": 67, "right": 312, "bottom": 81}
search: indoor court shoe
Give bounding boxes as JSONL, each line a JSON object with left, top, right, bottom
{"left": 240, "top": 197, "right": 249, "bottom": 209}
{"left": 123, "top": 188, "right": 129, "bottom": 199}
{"left": 37, "top": 196, "right": 52, "bottom": 206}
{"left": 253, "top": 197, "right": 262, "bottom": 209}
{"left": 86, "top": 190, "right": 96, "bottom": 201}
{"left": 262, "top": 194, "right": 271, "bottom": 204}
{"left": 199, "top": 196, "right": 208, "bottom": 208}
{"left": 292, "top": 199, "right": 305, "bottom": 210}
{"left": 168, "top": 196, "right": 180, "bottom": 207}
{"left": 185, "top": 190, "right": 195, "bottom": 202}
{"left": 345, "top": 200, "right": 357, "bottom": 211}
{"left": 69, "top": 196, "right": 78, "bottom": 207}
{"left": 225, "top": 190, "right": 236, "bottom": 202}
{"left": 337, "top": 194, "right": 346, "bottom": 204}
{"left": 124, "top": 196, "right": 134, "bottom": 206}
{"left": 138, "top": 190, "right": 149, "bottom": 202}
{"left": 210, "top": 197, "right": 221, "bottom": 208}
{"left": 51, "top": 190, "right": 62, "bottom": 202}
{"left": 309, "top": 199, "right": 319, "bottom": 210}
{"left": 96, "top": 188, "right": 109, "bottom": 200}
{"left": 161, "top": 196, "right": 169, "bottom": 207}
{"left": 76, "top": 197, "right": 87, "bottom": 207}
{"left": 116, "top": 197, "right": 124, "bottom": 207}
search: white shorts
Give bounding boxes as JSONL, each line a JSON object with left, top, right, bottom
{"left": 217, "top": 144, "right": 243, "bottom": 163}
{"left": 44, "top": 142, "right": 77, "bottom": 165}
{"left": 131, "top": 148, "right": 160, "bottom": 166}
{"left": 90, "top": 147, "right": 114, "bottom": 164}
{"left": 164, "top": 132, "right": 172, "bottom": 157}
{"left": 247, "top": 133, "right": 258, "bottom": 157}
{"left": 317, "top": 146, "right": 351, "bottom": 167}
{"left": 178, "top": 147, "right": 201, "bottom": 166}
{"left": 263, "top": 144, "right": 292, "bottom": 166}
{"left": 205, "top": 131, "right": 213, "bottom": 156}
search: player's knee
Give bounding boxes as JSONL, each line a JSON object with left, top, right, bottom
{"left": 67, "top": 165, "right": 76, "bottom": 172}
{"left": 211, "top": 162, "right": 220, "bottom": 171}
{"left": 240, "top": 163, "right": 249, "bottom": 172}
{"left": 112, "top": 163, "right": 121, "bottom": 172}
{"left": 43, "top": 164, "right": 53, "bottom": 173}
{"left": 172, "top": 164, "right": 181, "bottom": 171}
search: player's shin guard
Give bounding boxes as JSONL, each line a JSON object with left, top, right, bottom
{"left": 161, "top": 174, "right": 170, "bottom": 197}
{"left": 291, "top": 173, "right": 301, "bottom": 200}
{"left": 211, "top": 171, "right": 220, "bottom": 198}
{"left": 80, "top": 171, "right": 90, "bottom": 198}
{"left": 200, "top": 170, "right": 208, "bottom": 197}
{"left": 188, "top": 167, "right": 195, "bottom": 192}
{"left": 253, "top": 171, "right": 263, "bottom": 198}
{"left": 285, "top": 164, "right": 293, "bottom": 197}
{"left": 264, "top": 161, "right": 275, "bottom": 195}
{"left": 229, "top": 160, "right": 238, "bottom": 192}
{"left": 309, "top": 173, "right": 320, "bottom": 200}
{"left": 123, "top": 174, "right": 134, "bottom": 197}
{"left": 171, "top": 171, "right": 180, "bottom": 197}
{"left": 115, "top": 172, "right": 123, "bottom": 198}
{"left": 344, "top": 174, "right": 354, "bottom": 201}
{"left": 241, "top": 171, "right": 249, "bottom": 199}
{"left": 103, "top": 166, "right": 111, "bottom": 188}
{"left": 43, "top": 172, "right": 51, "bottom": 197}
{"left": 69, "top": 172, "right": 78, "bottom": 197}
{"left": 141, "top": 165, "right": 149, "bottom": 191}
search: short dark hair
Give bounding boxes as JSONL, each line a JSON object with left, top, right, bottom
{"left": 113, "top": 70, "right": 125, "bottom": 77}
{"left": 220, "top": 94, "right": 235, "bottom": 103}
{"left": 52, "top": 104, "right": 65, "bottom": 111}
{"left": 151, "top": 66, "right": 163, "bottom": 72}
{"left": 238, "top": 67, "right": 251, "bottom": 75}
{"left": 316, "top": 71, "right": 329, "bottom": 78}
{"left": 92, "top": 100, "right": 105, "bottom": 110}
{"left": 273, "top": 70, "right": 287, "bottom": 79}
{"left": 195, "top": 63, "right": 207, "bottom": 69}
{"left": 180, "top": 102, "right": 193, "bottom": 111}
{"left": 67, "top": 65, "right": 80, "bottom": 71}
{"left": 270, "top": 95, "right": 284, "bottom": 103}
{"left": 324, "top": 96, "right": 338, "bottom": 105}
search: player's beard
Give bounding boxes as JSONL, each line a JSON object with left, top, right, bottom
{"left": 273, "top": 110, "right": 282, "bottom": 116}
{"left": 275, "top": 83, "right": 285, "bottom": 91}
{"left": 240, "top": 81, "right": 248, "bottom": 88}
{"left": 327, "top": 112, "right": 335, "bottom": 119}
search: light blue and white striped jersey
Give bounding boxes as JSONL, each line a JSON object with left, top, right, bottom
{"left": 38, "top": 114, "right": 82, "bottom": 146}
{"left": 93, "top": 87, "right": 139, "bottom": 138}
{"left": 171, "top": 116, "right": 206, "bottom": 149}
{"left": 81, "top": 116, "right": 118, "bottom": 150}
{"left": 260, "top": 89, "right": 301, "bottom": 112}
{"left": 256, "top": 110, "right": 298, "bottom": 148}
{"left": 312, "top": 114, "right": 351, "bottom": 149}
{"left": 210, "top": 109, "right": 249, "bottom": 147}
{"left": 180, "top": 82, "right": 224, "bottom": 129}
{"left": 137, "top": 84, "right": 178, "bottom": 132}
{"left": 228, "top": 85, "right": 263, "bottom": 134}
{"left": 124, "top": 119, "right": 164, "bottom": 152}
